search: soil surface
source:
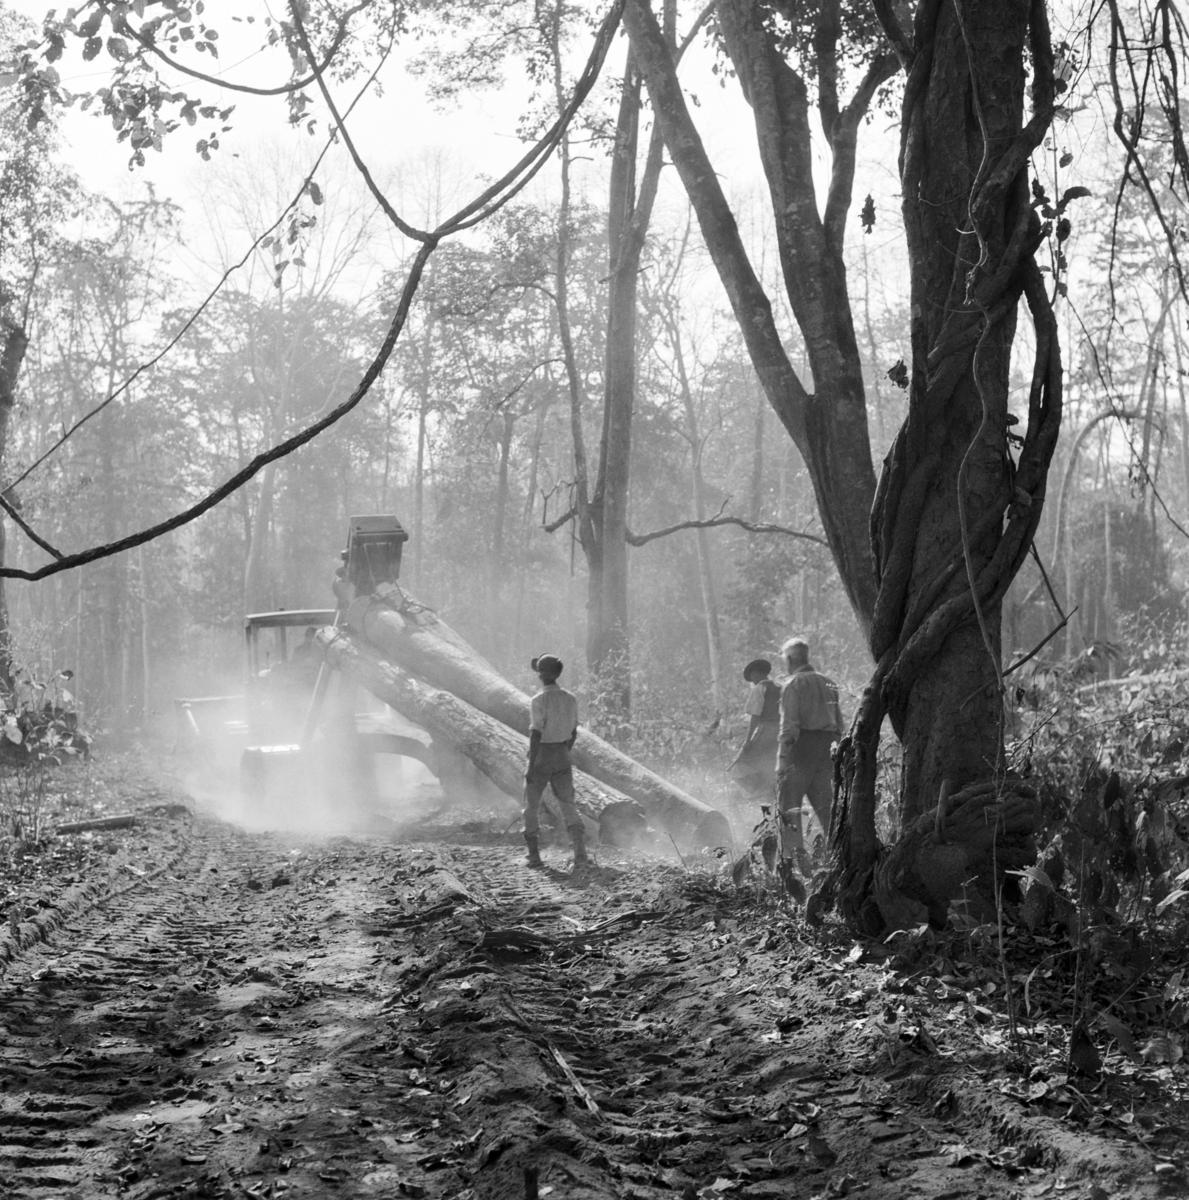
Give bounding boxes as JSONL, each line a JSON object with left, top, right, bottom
{"left": 0, "top": 755, "right": 1186, "bottom": 1200}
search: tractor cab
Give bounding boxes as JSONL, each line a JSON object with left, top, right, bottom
{"left": 243, "top": 608, "right": 336, "bottom": 744}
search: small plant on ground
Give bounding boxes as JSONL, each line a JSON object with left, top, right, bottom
{"left": 0, "top": 667, "right": 92, "bottom": 849}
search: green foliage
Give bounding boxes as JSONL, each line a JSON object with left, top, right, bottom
{"left": 0, "top": 667, "right": 91, "bottom": 767}
{"left": 0, "top": 9, "right": 79, "bottom": 314}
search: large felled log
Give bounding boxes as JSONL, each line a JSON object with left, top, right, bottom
{"left": 336, "top": 582, "right": 730, "bottom": 846}
{"left": 318, "top": 628, "right": 636, "bottom": 832}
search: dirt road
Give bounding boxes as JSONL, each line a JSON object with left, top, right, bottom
{"left": 0, "top": 799, "right": 1181, "bottom": 1200}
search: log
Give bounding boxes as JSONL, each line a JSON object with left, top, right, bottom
{"left": 337, "top": 583, "right": 730, "bottom": 846}
{"left": 318, "top": 629, "right": 638, "bottom": 833}
{"left": 55, "top": 814, "right": 137, "bottom": 834}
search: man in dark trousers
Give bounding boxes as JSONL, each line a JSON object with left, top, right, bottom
{"left": 523, "top": 653, "right": 589, "bottom": 869}
{"left": 777, "top": 637, "right": 844, "bottom": 873}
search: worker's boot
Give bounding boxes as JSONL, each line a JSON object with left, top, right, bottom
{"left": 525, "top": 833, "right": 543, "bottom": 868}
{"left": 568, "top": 824, "right": 590, "bottom": 869}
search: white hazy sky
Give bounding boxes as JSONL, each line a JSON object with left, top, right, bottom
{"left": 9, "top": 0, "right": 535, "bottom": 200}
{"left": 4, "top": 0, "right": 914, "bottom": 346}
{"left": 6, "top": 0, "right": 896, "bottom": 222}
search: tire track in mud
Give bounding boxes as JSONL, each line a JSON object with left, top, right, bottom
{"left": 0, "top": 817, "right": 273, "bottom": 1197}
{"left": 0, "top": 818, "right": 431, "bottom": 1200}
{"left": 386, "top": 845, "right": 1174, "bottom": 1200}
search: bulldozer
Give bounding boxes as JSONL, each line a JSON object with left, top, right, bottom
{"left": 238, "top": 515, "right": 440, "bottom": 807}
{"left": 177, "top": 516, "right": 438, "bottom": 813}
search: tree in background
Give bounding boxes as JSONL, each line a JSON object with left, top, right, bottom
{"left": 0, "top": 3, "right": 79, "bottom": 692}
{"left": 11, "top": 193, "right": 186, "bottom": 722}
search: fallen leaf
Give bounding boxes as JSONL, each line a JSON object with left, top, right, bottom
{"left": 699, "top": 1179, "right": 737, "bottom": 1197}
{"left": 1141, "top": 1035, "right": 1184, "bottom": 1065}
{"left": 942, "top": 1142, "right": 978, "bottom": 1167}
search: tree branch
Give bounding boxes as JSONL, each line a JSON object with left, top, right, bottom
{"left": 104, "top": 0, "right": 370, "bottom": 98}
{"left": 626, "top": 515, "right": 827, "bottom": 547}
{"left": 289, "top": 3, "right": 431, "bottom": 243}
{"left": 0, "top": 237, "right": 439, "bottom": 581}
{"left": 871, "top": 0, "right": 915, "bottom": 68}
{"left": 542, "top": 506, "right": 576, "bottom": 535}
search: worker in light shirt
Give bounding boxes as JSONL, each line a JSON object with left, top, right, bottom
{"left": 523, "top": 653, "right": 589, "bottom": 870}
{"left": 776, "top": 637, "right": 844, "bottom": 874}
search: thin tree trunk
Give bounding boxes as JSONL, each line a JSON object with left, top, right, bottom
{"left": 749, "top": 382, "right": 765, "bottom": 521}
{"left": 244, "top": 463, "right": 277, "bottom": 614}
{"left": 667, "top": 297, "right": 724, "bottom": 712}
{"left": 0, "top": 303, "right": 28, "bottom": 693}
{"left": 587, "top": 25, "right": 667, "bottom": 713}
{"left": 138, "top": 544, "right": 151, "bottom": 724}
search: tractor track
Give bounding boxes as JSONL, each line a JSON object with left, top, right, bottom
{"left": 0, "top": 815, "right": 421, "bottom": 1200}
{"left": 0, "top": 817, "right": 275, "bottom": 1196}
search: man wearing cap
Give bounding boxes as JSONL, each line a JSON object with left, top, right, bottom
{"left": 730, "top": 658, "right": 781, "bottom": 798}
{"left": 777, "top": 637, "right": 844, "bottom": 873}
{"left": 524, "top": 653, "right": 589, "bottom": 869}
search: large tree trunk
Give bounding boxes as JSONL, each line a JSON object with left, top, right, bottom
{"left": 822, "top": 0, "right": 1063, "bottom": 931}
{"left": 626, "top": 0, "right": 1063, "bottom": 931}
{"left": 338, "top": 582, "right": 731, "bottom": 845}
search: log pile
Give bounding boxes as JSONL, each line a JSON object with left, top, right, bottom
{"left": 319, "top": 631, "right": 635, "bottom": 830}
{"left": 315, "top": 582, "right": 729, "bottom": 848}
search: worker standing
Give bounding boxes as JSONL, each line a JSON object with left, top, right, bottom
{"left": 729, "top": 658, "right": 782, "bottom": 801}
{"left": 523, "top": 653, "right": 589, "bottom": 870}
{"left": 776, "top": 637, "right": 844, "bottom": 874}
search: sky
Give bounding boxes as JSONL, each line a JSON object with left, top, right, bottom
{"left": 4, "top": 0, "right": 899, "bottom": 244}
{"left": 1, "top": 0, "right": 931, "bottom": 408}
{"left": 7, "top": 1, "right": 531, "bottom": 202}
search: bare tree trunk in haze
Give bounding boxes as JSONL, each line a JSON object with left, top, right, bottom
{"left": 666, "top": 295, "right": 723, "bottom": 713}
{"left": 589, "top": 33, "right": 668, "bottom": 723}
{"left": 749, "top": 383, "right": 764, "bottom": 522}
{"left": 491, "top": 409, "right": 514, "bottom": 644}
{"left": 243, "top": 463, "right": 277, "bottom": 615}
{"left": 137, "top": 544, "right": 150, "bottom": 725}
{"left": 0, "top": 299, "right": 27, "bottom": 693}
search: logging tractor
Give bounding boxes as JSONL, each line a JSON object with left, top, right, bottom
{"left": 236, "top": 515, "right": 441, "bottom": 807}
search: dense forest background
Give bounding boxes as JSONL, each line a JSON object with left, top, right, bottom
{"left": 1, "top": 0, "right": 1185, "bottom": 770}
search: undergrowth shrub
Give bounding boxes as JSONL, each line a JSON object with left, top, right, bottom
{"left": 0, "top": 668, "right": 91, "bottom": 847}
{"left": 971, "top": 666, "right": 1189, "bottom": 1060}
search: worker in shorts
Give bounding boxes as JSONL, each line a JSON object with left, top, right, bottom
{"left": 523, "top": 653, "right": 589, "bottom": 869}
